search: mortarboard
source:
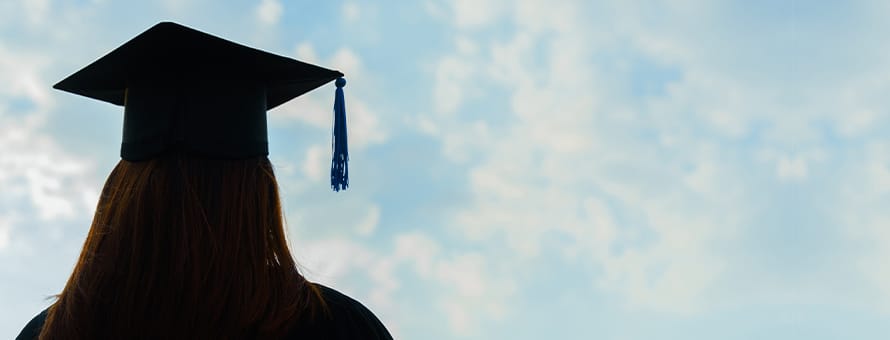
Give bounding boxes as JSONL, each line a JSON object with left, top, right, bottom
{"left": 53, "top": 21, "right": 350, "bottom": 191}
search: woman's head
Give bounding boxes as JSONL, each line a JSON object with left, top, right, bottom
{"left": 40, "top": 153, "right": 318, "bottom": 339}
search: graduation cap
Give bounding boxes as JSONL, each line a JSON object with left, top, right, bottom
{"left": 53, "top": 21, "right": 350, "bottom": 191}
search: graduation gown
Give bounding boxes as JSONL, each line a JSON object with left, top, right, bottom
{"left": 16, "top": 284, "right": 393, "bottom": 340}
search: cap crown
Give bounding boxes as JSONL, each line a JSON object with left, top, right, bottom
{"left": 54, "top": 22, "right": 343, "bottom": 160}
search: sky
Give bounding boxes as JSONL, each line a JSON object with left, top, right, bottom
{"left": 2, "top": 0, "right": 890, "bottom": 339}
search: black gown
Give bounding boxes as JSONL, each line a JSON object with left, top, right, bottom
{"left": 16, "top": 284, "right": 393, "bottom": 339}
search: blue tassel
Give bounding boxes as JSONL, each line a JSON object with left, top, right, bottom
{"left": 331, "top": 77, "right": 349, "bottom": 191}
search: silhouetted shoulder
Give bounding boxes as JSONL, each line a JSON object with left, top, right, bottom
{"left": 15, "top": 285, "right": 394, "bottom": 340}
{"left": 288, "top": 283, "right": 394, "bottom": 340}
{"left": 16, "top": 308, "right": 48, "bottom": 340}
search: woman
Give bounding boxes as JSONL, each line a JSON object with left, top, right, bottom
{"left": 17, "top": 22, "right": 391, "bottom": 339}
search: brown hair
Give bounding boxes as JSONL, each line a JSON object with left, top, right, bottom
{"left": 39, "top": 153, "right": 322, "bottom": 339}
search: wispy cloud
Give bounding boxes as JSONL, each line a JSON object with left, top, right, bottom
{"left": 5, "top": 1, "right": 890, "bottom": 339}
{"left": 255, "top": 0, "right": 283, "bottom": 26}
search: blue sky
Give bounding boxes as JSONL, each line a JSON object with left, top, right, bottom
{"left": 2, "top": 0, "right": 890, "bottom": 339}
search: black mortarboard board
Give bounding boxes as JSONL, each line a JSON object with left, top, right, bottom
{"left": 54, "top": 21, "right": 350, "bottom": 191}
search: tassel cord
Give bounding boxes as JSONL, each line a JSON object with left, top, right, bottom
{"left": 330, "top": 77, "right": 349, "bottom": 191}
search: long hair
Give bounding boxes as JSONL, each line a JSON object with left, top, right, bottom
{"left": 39, "top": 153, "right": 322, "bottom": 339}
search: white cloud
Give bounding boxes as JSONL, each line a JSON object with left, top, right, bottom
{"left": 514, "top": 0, "right": 576, "bottom": 34}
{"left": 8, "top": 0, "right": 890, "bottom": 338}
{"left": 756, "top": 148, "right": 827, "bottom": 182}
{"left": 838, "top": 109, "right": 876, "bottom": 137}
{"left": 0, "top": 44, "right": 52, "bottom": 110}
{"left": 297, "top": 238, "right": 377, "bottom": 283}
{"left": 435, "top": 252, "right": 516, "bottom": 335}
{"left": 342, "top": 2, "right": 361, "bottom": 22}
{"left": 450, "top": 0, "right": 505, "bottom": 29}
{"left": 355, "top": 205, "right": 380, "bottom": 236}
{"left": 394, "top": 232, "right": 440, "bottom": 278}
{"left": 868, "top": 160, "right": 890, "bottom": 195}
{"left": 301, "top": 144, "right": 327, "bottom": 182}
{"left": 0, "top": 128, "right": 96, "bottom": 220}
{"left": 423, "top": 0, "right": 780, "bottom": 314}
{"left": 330, "top": 48, "right": 362, "bottom": 80}
{"left": 776, "top": 156, "right": 808, "bottom": 181}
{"left": 275, "top": 45, "right": 387, "bottom": 149}
{"left": 834, "top": 141, "right": 890, "bottom": 310}
{"left": 397, "top": 235, "right": 517, "bottom": 335}
{"left": 294, "top": 229, "right": 514, "bottom": 338}
{"left": 159, "top": 0, "right": 188, "bottom": 15}
{"left": 422, "top": 0, "right": 448, "bottom": 21}
{"left": 454, "top": 36, "right": 478, "bottom": 55}
{"left": 255, "top": 0, "right": 283, "bottom": 25}
{"left": 0, "top": 35, "right": 100, "bottom": 256}
{"left": 349, "top": 102, "right": 386, "bottom": 147}
{"left": 0, "top": 215, "right": 13, "bottom": 250}
{"left": 293, "top": 237, "right": 401, "bottom": 337}
{"left": 433, "top": 56, "right": 474, "bottom": 114}
{"left": 22, "top": 0, "right": 50, "bottom": 26}
{"left": 294, "top": 42, "right": 319, "bottom": 63}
